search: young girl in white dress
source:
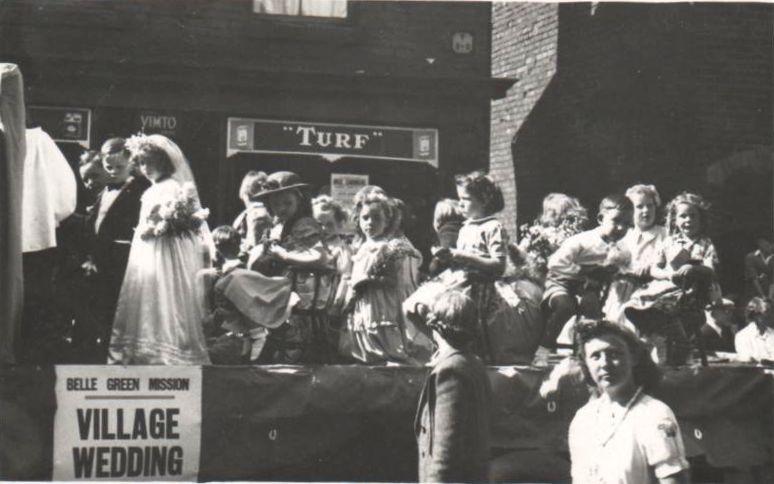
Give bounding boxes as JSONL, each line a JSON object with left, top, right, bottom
{"left": 603, "top": 184, "right": 667, "bottom": 330}
{"left": 109, "top": 135, "right": 212, "bottom": 365}
{"left": 339, "top": 191, "right": 428, "bottom": 364}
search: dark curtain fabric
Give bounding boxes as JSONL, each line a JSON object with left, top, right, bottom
{"left": 0, "top": 364, "right": 772, "bottom": 481}
{"left": 0, "top": 64, "right": 26, "bottom": 365}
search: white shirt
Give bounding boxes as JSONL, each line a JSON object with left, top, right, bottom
{"left": 21, "top": 127, "right": 77, "bottom": 252}
{"left": 620, "top": 225, "right": 667, "bottom": 273}
{"left": 735, "top": 323, "right": 774, "bottom": 362}
{"left": 547, "top": 228, "right": 629, "bottom": 279}
{"left": 569, "top": 392, "right": 689, "bottom": 484}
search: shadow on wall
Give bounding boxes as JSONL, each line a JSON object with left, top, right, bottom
{"left": 510, "top": 2, "right": 773, "bottom": 292}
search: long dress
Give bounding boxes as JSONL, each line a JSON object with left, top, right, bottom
{"left": 109, "top": 178, "right": 211, "bottom": 365}
{"left": 339, "top": 237, "right": 432, "bottom": 365}
{"left": 249, "top": 216, "right": 335, "bottom": 363}
{"left": 602, "top": 225, "right": 667, "bottom": 330}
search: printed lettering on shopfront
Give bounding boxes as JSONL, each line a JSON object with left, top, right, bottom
{"left": 295, "top": 125, "right": 372, "bottom": 150}
{"left": 141, "top": 114, "right": 178, "bottom": 131}
{"left": 227, "top": 118, "right": 438, "bottom": 167}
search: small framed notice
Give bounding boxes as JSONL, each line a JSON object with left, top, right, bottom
{"left": 331, "top": 173, "right": 369, "bottom": 211}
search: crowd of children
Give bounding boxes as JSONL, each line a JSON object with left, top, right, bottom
{"left": 26, "top": 141, "right": 774, "bottom": 366}
{"left": 189, "top": 167, "right": 774, "bottom": 367}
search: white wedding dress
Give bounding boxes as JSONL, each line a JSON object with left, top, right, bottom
{"left": 108, "top": 137, "right": 211, "bottom": 365}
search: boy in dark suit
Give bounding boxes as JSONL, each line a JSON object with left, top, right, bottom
{"left": 415, "top": 290, "right": 492, "bottom": 483}
{"left": 84, "top": 138, "right": 149, "bottom": 353}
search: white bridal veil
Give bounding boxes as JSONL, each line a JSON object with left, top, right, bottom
{"left": 135, "top": 133, "right": 215, "bottom": 258}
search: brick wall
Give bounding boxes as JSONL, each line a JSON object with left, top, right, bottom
{"left": 490, "top": 2, "right": 558, "bottom": 237}
{"left": 490, "top": 2, "right": 773, "bottom": 292}
{"left": 0, "top": 0, "right": 490, "bottom": 80}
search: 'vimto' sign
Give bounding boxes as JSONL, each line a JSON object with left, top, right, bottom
{"left": 227, "top": 118, "right": 438, "bottom": 167}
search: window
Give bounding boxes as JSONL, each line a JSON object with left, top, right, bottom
{"left": 253, "top": 0, "right": 347, "bottom": 19}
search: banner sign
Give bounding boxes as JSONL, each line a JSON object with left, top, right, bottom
{"left": 331, "top": 173, "right": 369, "bottom": 211}
{"left": 28, "top": 106, "right": 91, "bottom": 148}
{"left": 53, "top": 366, "right": 202, "bottom": 481}
{"left": 227, "top": 118, "right": 438, "bottom": 167}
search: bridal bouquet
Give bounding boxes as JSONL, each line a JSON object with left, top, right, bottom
{"left": 139, "top": 183, "right": 210, "bottom": 239}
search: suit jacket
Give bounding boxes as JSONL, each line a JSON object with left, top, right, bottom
{"left": 415, "top": 347, "right": 492, "bottom": 483}
{"left": 87, "top": 176, "right": 149, "bottom": 290}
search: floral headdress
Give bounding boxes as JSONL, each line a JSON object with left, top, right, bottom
{"left": 124, "top": 132, "right": 155, "bottom": 158}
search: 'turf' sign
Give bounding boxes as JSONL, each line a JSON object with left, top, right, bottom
{"left": 227, "top": 118, "right": 438, "bottom": 167}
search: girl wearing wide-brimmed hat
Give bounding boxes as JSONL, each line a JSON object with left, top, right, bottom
{"left": 247, "top": 171, "right": 335, "bottom": 363}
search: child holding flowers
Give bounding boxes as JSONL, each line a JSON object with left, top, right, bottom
{"left": 339, "top": 190, "right": 429, "bottom": 364}
{"left": 512, "top": 193, "right": 590, "bottom": 286}
{"left": 109, "top": 134, "right": 212, "bottom": 365}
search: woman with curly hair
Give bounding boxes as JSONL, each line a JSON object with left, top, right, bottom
{"left": 569, "top": 320, "right": 689, "bottom": 484}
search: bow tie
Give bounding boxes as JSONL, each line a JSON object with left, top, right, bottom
{"left": 105, "top": 182, "right": 125, "bottom": 191}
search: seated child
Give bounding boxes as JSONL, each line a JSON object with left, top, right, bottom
{"left": 405, "top": 171, "right": 542, "bottom": 364}
{"left": 603, "top": 184, "right": 667, "bottom": 331}
{"left": 312, "top": 195, "right": 353, "bottom": 319}
{"left": 415, "top": 290, "right": 492, "bottom": 483}
{"left": 624, "top": 192, "right": 721, "bottom": 365}
{"left": 248, "top": 171, "right": 334, "bottom": 363}
{"left": 735, "top": 297, "right": 774, "bottom": 362}
{"left": 232, "top": 170, "right": 272, "bottom": 252}
{"left": 200, "top": 226, "right": 295, "bottom": 362}
{"left": 538, "top": 194, "right": 633, "bottom": 359}
{"left": 428, "top": 198, "right": 465, "bottom": 276}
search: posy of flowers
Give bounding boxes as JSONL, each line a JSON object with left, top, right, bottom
{"left": 138, "top": 182, "right": 210, "bottom": 239}
{"left": 514, "top": 214, "right": 589, "bottom": 283}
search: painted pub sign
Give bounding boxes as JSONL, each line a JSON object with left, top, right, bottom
{"left": 227, "top": 118, "right": 438, "bottom": 167}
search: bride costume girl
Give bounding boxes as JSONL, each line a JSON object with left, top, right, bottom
{"left": 109, "top": 134, "right": 213, "bottom": 365}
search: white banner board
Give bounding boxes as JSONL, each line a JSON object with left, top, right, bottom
{"left": 53, "top": 365, "right": 202, "bottom": 481}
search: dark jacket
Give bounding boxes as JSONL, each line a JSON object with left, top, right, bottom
{"left": 700, "top": 323, "right": 735, "bottom": 353}
{"left": 87, "top": 176, "right": 149, "bottom": 298}
{"left": 415, "top": 347, "right": 492, "bottom": 483}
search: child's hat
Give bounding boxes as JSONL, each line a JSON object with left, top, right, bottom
{"left": 255, "top": 171, "right": 311, "bottom": 199}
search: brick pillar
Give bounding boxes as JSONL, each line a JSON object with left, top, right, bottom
{"left": 490, "top": 2, "right": 559, "bottom": 238}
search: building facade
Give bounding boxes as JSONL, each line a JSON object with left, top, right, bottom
{"left": 491, "top": 2, "right": 773, "bottom": 293}
{"left": 1, "top": 0, "right": 513, "bottom": 256}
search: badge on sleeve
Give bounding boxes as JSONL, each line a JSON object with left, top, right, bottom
{"left": 658, "top": 421, "right": 677, "bottom": 438}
